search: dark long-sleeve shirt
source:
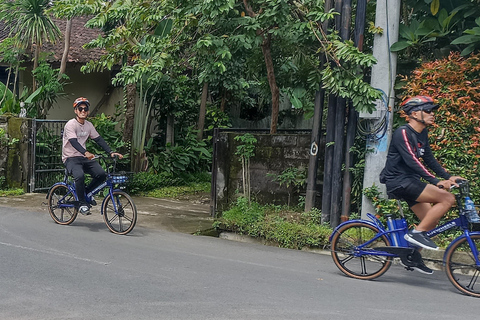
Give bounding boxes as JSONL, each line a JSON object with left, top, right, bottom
{"left": 380, "top": 124, "right": 450, "bottom": 190}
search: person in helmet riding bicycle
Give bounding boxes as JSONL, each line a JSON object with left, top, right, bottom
{"left": 62, "top": 97, "right": 123, "bottom": 215}
{"left": 380, "top": 95, "right": 464, "bottom": 273}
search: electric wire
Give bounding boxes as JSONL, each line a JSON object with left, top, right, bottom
{"left": 357, "top": 1, "right": 396, "bottom": 142}
{"left": 357, "top": 89, "right": 389, "bottom": 141}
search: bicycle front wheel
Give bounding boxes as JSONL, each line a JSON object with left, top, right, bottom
{"left": 102, "top": 191, "right": 137, "bottom": 235}
{"left": 445, "top": 234, "right": 480, "bottom": 298}
{"left": 47, "top": 184, "right": 78, "bottom": 225}
{"left": 331, "top": 222, "right": 392, "bottom": 280}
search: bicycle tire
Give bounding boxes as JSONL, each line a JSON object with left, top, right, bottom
{"left": 102, "top": 191, "right": 137, "bottom": 235}
{"left": 331, "top": 221, "right": 392, "bottom": 280}
{"left": 47, "top": 184, "right": 78, "bottom": 225}
{"left": 445, "top": 234, "right": 480, "bottom": 297}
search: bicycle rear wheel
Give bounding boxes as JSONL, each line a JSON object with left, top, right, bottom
{"left": 102, "top": 191, "right": 137, "bottom": 235}
{"left": 331, "top": 222, "right": 392, "bottom": 280}
{"left": 445, "top": 234, "right": 480, "bottom": 298}
{"left": 47, "top": 184, "right": 78, "bottom": 225}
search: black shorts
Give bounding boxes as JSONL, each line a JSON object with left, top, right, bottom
{"left": 387, "top": 180, "right": 427, "bottom": 208}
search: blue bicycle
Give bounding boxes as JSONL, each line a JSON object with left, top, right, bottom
{"left": 46, "top": 155, "right": 137, "bottom": 235}
{"left": 330, "top": 180, "right": 480, "bottom": 297}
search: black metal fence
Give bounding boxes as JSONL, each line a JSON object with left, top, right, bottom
{"left": 30, "top": 120, "right": 67, "bottom": 192}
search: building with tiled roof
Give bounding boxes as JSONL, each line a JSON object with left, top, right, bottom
{"left": 43, "top": 16, "right": 106, "bottom": 64}
{"left": 0, "top": 16, "right": 105, "bottom": 64}
{"left": 0, "top": 16, "right": 121, "bottom": 120}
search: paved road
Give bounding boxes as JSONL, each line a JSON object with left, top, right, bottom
{"left": 0, "top": 206, "right": 477, "bottom": 320}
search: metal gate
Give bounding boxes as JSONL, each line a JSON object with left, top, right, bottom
{"left": 30, "top": 119, "right": 67, "bottom": 192}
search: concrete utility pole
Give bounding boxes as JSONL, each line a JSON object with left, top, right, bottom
{"left": 360, "top": 0, "right": 401, "bottom": 218}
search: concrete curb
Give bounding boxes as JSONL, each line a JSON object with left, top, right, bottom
{"left": 219, "top": 232, "right": 445, "bottom": 270}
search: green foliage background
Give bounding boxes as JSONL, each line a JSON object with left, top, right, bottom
{"left": 401, "top": 52, "right": 480, "bottom": 199}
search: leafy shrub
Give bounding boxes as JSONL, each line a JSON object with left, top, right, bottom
{"left": 127, "top": 171, "right": 181, "bottom": 194}
{"left": 147, "top": 127, "right": 211, "bottom": 174}
{"left": 127, "top": 171, "right": 211, "bottom": 195}
{"left": 214, "top": 198, "right": 332, "bottom": 250}
{"left": 401, "top": 52, "right": 480, "bottom": 200}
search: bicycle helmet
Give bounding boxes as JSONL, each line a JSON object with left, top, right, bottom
{"left": 73, "top": 97, "right": 90, "bottom": 109}
{"left": 401, "top": 95, "right": 439, "bottom": 114}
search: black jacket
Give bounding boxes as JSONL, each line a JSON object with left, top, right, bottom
{"left": 380, "top": 124, "right": 450, "bottom": 190}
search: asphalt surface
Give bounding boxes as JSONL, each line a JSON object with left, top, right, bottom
{"left": 0, "top": 194, "right": 478, "bottom": 319}
{"left": 0, "top": 192, "right": 214, "bottom": 234}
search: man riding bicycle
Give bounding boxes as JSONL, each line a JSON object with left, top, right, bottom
{"left": 380, "top": 96, "right": 465, "bottom": 272}
{"left": 62, "top": 97, "right": 123, "bottom": 215}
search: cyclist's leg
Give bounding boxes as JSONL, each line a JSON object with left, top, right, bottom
{"left": 84, "top": 159, "right": 107, "bottom": 194}
{"left": 391, "top": 181, "right": 441, "bottom": 250}
{"left": 414, "top": 184, "right": 455, "bottom": 231}
{"left": 65, "top": 157, "right": 87, "bottom": 204}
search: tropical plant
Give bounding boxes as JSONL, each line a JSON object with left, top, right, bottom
{"left": 0, "top": 38, "right": 25, "bottom": 110}
{"left": 234, "top": 133, "right": 257, "bottom": 203}
{"left": 146, "top": 127, "right": 211, "bottom": 175}
{"left": 30, "top": 61, "right": 69, "bottom": 118}
{"left": 451, "top": 17, "right": 480, "bottom": 56}
{"left": 267, "top": 166, "right": 307, "bottom": 207}
{"left": 0, "top": 0, "right": 61, "bottom": 89}
{"left": 392, "top": 0, "right": 480, "bottom": 70}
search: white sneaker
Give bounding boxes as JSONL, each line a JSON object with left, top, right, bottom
{"left": 79, "top": 205, "right": 91, "bottom": 215}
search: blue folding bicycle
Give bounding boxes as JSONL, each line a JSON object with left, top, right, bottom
{"left": 46, "top": 155, "right": 137, "bottom": 235}
{"left": 330, "top": 179, "right": 480, "bottom": 297}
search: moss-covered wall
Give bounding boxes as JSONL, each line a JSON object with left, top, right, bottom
{"left": 214, "top": 132, "right": 324, "bottom": 214}
{"left": 0, "top": 115, "right": 32, "bottom": 190}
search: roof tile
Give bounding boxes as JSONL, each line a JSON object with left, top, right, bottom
{"left": 1, "top": 16, "right": 105, "bottom": 64}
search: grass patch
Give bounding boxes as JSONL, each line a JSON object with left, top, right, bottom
{"left": 0, "top": 188, "right": 25, "bottom": 197}
{"left": 127, "top": 171, "right": 211, "bottom": 196}
{"left": 144, "top": 182, "right": 210, "bottom": 198}
{"left": 214, "top": 197, "right": 332, "bottom": 250}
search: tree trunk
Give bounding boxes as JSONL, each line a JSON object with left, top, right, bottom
{"left": 330, "top": 97, "right": 346, "bottom": 228}
{"left": 321, "top": 95, "right": 337, "bottom": 224}
{"left": 32, "top": 45, "right": 40, "bottom": 92}
{"left": 242, "top": 0, "right": 280, "bottom": 134}
{"left": 304, "top": 89, "right": 325, "bottom": 212}
{"left": 58, "top": 19, "right": 72, "bottom": 79}
{"left": 123, "top": 82, "right": 136, "bottom": 143}
{"left": 197, "top": 82, "right": 209, "bottom": 141}
{"left": 220, "top": 89, "right": 227, "bottom": 112}
{"left": 166, "top": 115, "right": 175, "bottom": 145}
{"left": 341, "top": 0, "right": 366, "bottom": 220}
{"left": 261, "top": 34, "right": 280, "bottom": 134}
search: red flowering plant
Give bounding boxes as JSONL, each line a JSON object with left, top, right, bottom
{"left": 401, "top": 52, "right": 480, "bottom": 219}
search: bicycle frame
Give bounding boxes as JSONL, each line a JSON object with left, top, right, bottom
{"left": 330, "top": 213, "right": 480, "bottom": 266}
{"left": 46, "top": 181, "right": 77, "bottom": 208}
{"left": 47, "top": 173, "right": 125, "bottom": 216}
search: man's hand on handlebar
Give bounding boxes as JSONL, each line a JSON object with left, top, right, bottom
{"left": 84, "top": 151, "right": 95, "bottom": 160}
{"left": 437, "top": 176, "right": 466, "bottom": 190}
{"left": 85, "top": 151, "right": 123, "bottom": 160}
{"left": 437, "top": 180, "right": 455, "bottom": 190}
{"left": 110, "top": 152, "right": 124, "bottom": 159}
{"left": 449, "top": 176, "right": 465, "bottom": 184}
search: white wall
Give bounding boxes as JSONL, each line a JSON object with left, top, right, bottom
{"left": 47, "top": 65, "right": 123, "bottom": 120}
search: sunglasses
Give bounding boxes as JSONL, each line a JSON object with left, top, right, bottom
{"left": 422, "top": 109, "right": 433, "bottom": 114}
{"left": 77, "top": 106, "right": 89, "bottom": 112}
